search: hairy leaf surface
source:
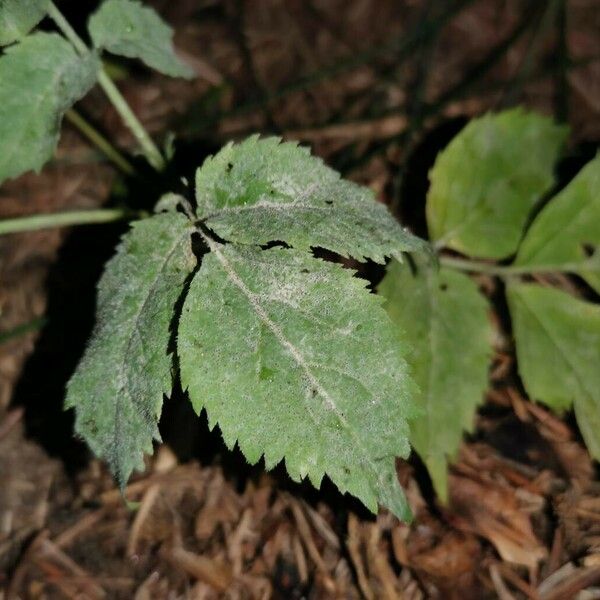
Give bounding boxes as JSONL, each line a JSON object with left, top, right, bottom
{"left": 380, "top": 260, "right": 491, "bottom": 500}
{"left": 515, "top": 155, "right": 600, "bottom": 293}
{"left": 0, "top": 0, "right": 48, "bottom": 46}
{"left": 196, "top": 136, "right": 426, "bottom": 263}
{"left": 426, "top": 109, "right": 568, "bottom": 259}
{"left": 0, "top": 32, "right": 99, "bottom": 184}
{"left": 66, "top": 213, "right": 196, "bottom": 486}
{"left": 88, "top": 0, "right": 194, "bottom": 78}
{"left": 179, "top": 243, "right": 418, "bottom": 520}
{"left": 507, "top": 283, "right": 600, "bottom": 459}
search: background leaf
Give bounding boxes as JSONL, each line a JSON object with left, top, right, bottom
{"left": 515, "top": 155, "right": 600, "bottom": 293}
{"left": 507, "top": 283, "right": 600, "bottom": 459}
{"left": 426, "top": 108, "right": 568, "bottom": 259}
{"left": 0, "top": 32, "right": 99, "bottom": 184}
{"left": 196, "top": 136, "right": 426, "bottom": 263}
{"left": 66, "top": 213, "right": 196, "bottom": 486}
{"left": 379, "top": 260, "right": 492, "bottom": 500}
{"left": 88, "top": 0, "right": 194, "bottom": 78}
{"left": 0, "top": 0, "right": 49, "bottom": 46}
{"left": 179, "top": 243, "right": 418, "bottom": 520}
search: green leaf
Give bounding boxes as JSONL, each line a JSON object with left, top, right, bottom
{"left": 178, "top": 242, "right": 418, "bottom": 520}
{"left": 507, "top": 283, "right": 600, "bottom": 460}
{"left": 379, "top": 260, "right": 492, "bottom": 501}
{"left": 88, "top": 0, "right": 194, "bottom": 79}
{"left": 515, "top": 155, "right": 600, "bottom": 293}
{"left": 426, "top": 108, "right": 568, "bottom": 259}
{"left": 0, "top": 0, "right": 49, "bottom": 46}
{"left": 0, "top": 32, "right": 99, "bottom": 184}
{"left": 66, "top": 213, "right": 196, "bottom": 486}
{"left": 196, "top": 136, "right": 426, "bottom": 264}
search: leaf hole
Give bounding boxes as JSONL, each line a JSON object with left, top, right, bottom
{"left": 582, "top": 243, "right": 596, "bottom": 257}
{"left": 439, "top": 283, "right": 448, "bottom": 291}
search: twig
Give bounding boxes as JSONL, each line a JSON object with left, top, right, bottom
{"left": 127, "top": 484, "right": 161, "bottom": 557}
{"left": 500, "top": 0, "right": 559, "bottom": 107}
{"left": 184, "top": 0, "right": 478, "bottom": 135}
{"left": 53, "top": 508, "right": 109, "bottom": 549}
{"left": 554, "top": 0, "right": 569, "bottom": 121}
{"left": 163, "top": 545, "right": 232, "bottom": 591}
{"left": 347, "top": 514, "right": 374, "bottom": 600}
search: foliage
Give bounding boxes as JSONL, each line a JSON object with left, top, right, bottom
{"left": 88, "top": 0, "right": 194, "bottom": 78}
{"left": 66, "top": 212, "right": 196, "bottom": 485}
{"left": 0, "top": 0, "right": 192, "bottom": 185}
{"left": 507, "top": 284, "right": 600, "bottom": 460}
{"left": 381, "top": 109, "right": 600, "bottom": 499}
{"left": 1, "top": 0, "right": 598, "bottom": 521}
{"left": 196, "top": 136, "right": 426, "bottom": 262}
{"left": 426, "top": 108, "right": 568, "bottom": 259}
{"left": 515, "top": 155, "right": 600, "bottom": 293}
{"left": 0, "top": 0, "right": 49, "bottom": 46}
{"left": 379, "top": 260, "right": 492, "bottom": 501}
{"left": 0, "top": 33, "right": 99, "bottom": 182}
{"left": 65, "top": 137, "right": 425, "bottom": 520}
{"left": 179, "top": 244, "right": 417, "bottom": 519}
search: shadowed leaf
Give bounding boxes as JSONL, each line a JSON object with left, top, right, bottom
{"left": 380, "top": 259, "right": 492, "bottom": 500}
{"left": 508, "top": 283, "right": 600, "bottom": 460}
{"left": 66, "top": 213, "right": 196, "bottom": 486}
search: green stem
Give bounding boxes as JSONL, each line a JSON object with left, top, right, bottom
{"left": 46, "top": 1, "right": 88, "bottom": 54}
{"left": 65, "top": 109, "right": 136, "bottom": 176}
{"left": 47, "top": 2, "right": 165, "bottom": 171}
{"left": 0, "top": 317, "right": 47, "bottom": 345}
{"left": 440, "top": 255, "right": 585, "bottom": 277}
{"left": 96, "top": 71, "right": 166, "bottom": 171}
{"left": 0, "top": 208, "right": 139, "bottom": 236}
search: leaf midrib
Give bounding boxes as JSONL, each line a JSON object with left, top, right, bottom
{"left": 198, "top": 233, "right": 403, "bottom": 506}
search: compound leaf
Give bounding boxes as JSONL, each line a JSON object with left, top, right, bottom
{"left": 507, "top": 283, "right": 600, "bottom": 460}
{"left": 88, "top": 0, "right": 194, "bottom": 78}
{"left": 0, "top": 0, "right": 49, "bottom": 46}
{"left": 427, "top": 108, "right": 568, "bottom": 259}
{"left": 196, "top": 136, "right": 426, "bottom": 264}
{"left": 66, "top": 213, "right": 196, "bottom": 486}
{"left": 379, "top": 260, "right": 492, "bottom": 500}
{"left": 0, "top": 32, "right": 99, "bottom": 184}
{"left": 515, "top": 155, "right": 600, "bottom": 293}
{"left": 179, "top": 243, "right": 418, "bottom": 520}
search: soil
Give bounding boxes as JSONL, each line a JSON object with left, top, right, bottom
{"left": 1, "top": 1, "right": 600, "bottom": 598}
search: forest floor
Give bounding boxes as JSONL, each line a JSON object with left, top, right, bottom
{"left": 1, "top": 1, "right": 600, "bottom": 598}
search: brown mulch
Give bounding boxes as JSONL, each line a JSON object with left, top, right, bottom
{"left": 1, "top": 1, "right": 599, "bottom": 598}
